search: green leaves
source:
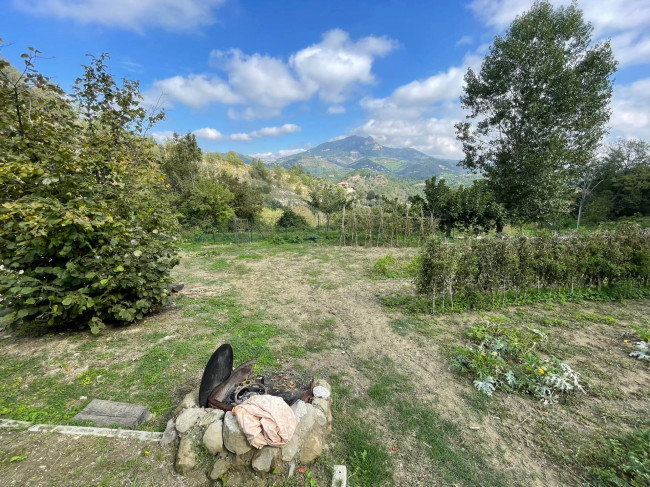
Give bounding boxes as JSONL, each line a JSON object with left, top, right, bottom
{"left": 0, "top": 46, "right": 179, "bottom": 334}
{"left": 456, "top": 1, "right": 617, "bottom": 224}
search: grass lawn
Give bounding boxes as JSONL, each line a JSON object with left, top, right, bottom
{"left": 1, "top": 241, "right": 648, "bottom": 486}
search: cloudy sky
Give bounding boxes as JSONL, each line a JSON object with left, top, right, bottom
{"left": 2, "top": 0, "right": 650, "bottom": 159}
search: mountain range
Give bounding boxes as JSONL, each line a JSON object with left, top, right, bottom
{"left": 272, "top": 135, "right": 464, "bottom": 180}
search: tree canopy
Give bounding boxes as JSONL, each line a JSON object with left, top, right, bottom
{"left": 456, "top": 1, "right": 617, "bottom": 224}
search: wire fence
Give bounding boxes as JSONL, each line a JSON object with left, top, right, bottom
{"left": 182, "top": 210, "right": 441, "bottom": 247}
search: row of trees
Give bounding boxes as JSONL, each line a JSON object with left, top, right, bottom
{"left": 409, "top": 178, "right": 505, "bottom": 237}
{"left": 158, "top": 133, "right": 263, "bottom": 230}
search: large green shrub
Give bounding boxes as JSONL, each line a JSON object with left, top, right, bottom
{"left": 416, "top": 225, "right": 650, "bottom": 311}
{"left": 276, "top": 209, "right": 308, "bottom": 229}
{"left": 0, "top": 48, "right": 178, "bottom": 333}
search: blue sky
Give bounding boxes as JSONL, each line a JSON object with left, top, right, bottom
{"left": 2, "top": 0, "right": 650, "bottom": 159}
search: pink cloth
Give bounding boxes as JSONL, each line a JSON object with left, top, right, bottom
{"left": 232, "top": 395, "right": 297, "bottom": 449}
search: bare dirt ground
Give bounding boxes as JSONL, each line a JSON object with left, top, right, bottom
{"left": 1, "top": 243, "right": 648, "bottom": 486}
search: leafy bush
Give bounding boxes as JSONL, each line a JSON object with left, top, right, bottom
{"left": 0, "top": 49, "right": 178, "bottom": 333}
{"left": 453, "top": 322, "right": 584, "bottom": 403}
{"left": 276, "top": 209, "right": 308, "bottom": 229}
{"left": 417, "top": 226, "right": 650, "bottom": 312}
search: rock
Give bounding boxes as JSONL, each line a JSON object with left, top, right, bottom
{"left": 203, "top": 420, "right": 224, "bottom": 455}
{"left": 291, "top": 400, "right": 308, "bottom": 422}
{"left": 233, "top": 449, "right": 255, "bottom": 467}
{"left": 174, "top": 390, "right": 199, "bottom": 416}
{"left": 313, "top": 407, "right": 328, "bottom": 428}
{"left": 252, "top": 446, "right": 280, "bottom": 473}
{"left": 315, "top": 379, "right": 331, "bottom": 394}
{"left": 71, "top": 399, "right": 149, "bottom": 428}
{"left": 171, "top": 282, "right": 185, "bottom": 292}
{"left": 200, "top": 409, "right": 224, "bottom": 427}
{"left": 223, "top": 411, "right": 252, "bottom": 455}
{"left": 332, "top": 465, "right": 347, "bottom": 487}
{"left": 161, "top": 418, "right": 178, "bottom": 446}
{"left": 313, "top": 386, "right": 330, "bottom": 399}
{"left": 209, "top": 453, "right": 232, "bottom": 480}
{"left": 175, "top": 436, "right": 196, "bottom": 474}
{"left": 175, "top": 407, "right": 206, "bottom": 434}
{"left": 282, "top": 403, "right": 315, "bottom": 461}
{"left": 300, "top": 429, "right": 323, "bottom": 465}
{"left": 312, "top": 397, "right": 332, "bottom": 429}
{"left": 287, "top": 462, "right": 296, "bottom": 478}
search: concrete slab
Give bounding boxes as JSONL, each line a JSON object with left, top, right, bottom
{"left": 71, "top": 399, "right": 150, "bottom": 428}
{"left": 0, "top": 419, "right": 162, "bottom": 442}
{"left": 332, "top": 465, "right": 347, "bottom": 487}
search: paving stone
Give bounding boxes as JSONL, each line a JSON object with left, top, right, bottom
{"left": 71, "top": 399, "right": 149, "bottom": 429}
{"left": 200, "top": 409, "right": 224, "bottom": 427}
{"left": 209, "top": 453, "right": 232, "bottom": 480}
{"left": 300, "top": 427, "right": 323, "bottom": 465}
{"left": 175, "top": 436, "right": 196, "bottom": 474}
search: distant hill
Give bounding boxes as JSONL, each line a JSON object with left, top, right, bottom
{"left": 275, "top": 135, "right": 464, "bottom": 180}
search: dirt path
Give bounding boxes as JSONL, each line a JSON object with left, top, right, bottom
{"left": 208, "top": 246, "right": 563, "bottom": 486}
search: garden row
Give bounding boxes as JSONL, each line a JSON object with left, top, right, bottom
{"left": 416, "top": 224, "right": 650, "bottom": 312}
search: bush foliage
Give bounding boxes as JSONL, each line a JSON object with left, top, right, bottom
{"left": 0, "top": 49, "right": 178, "bottom": 333}
{"left": 416, "top": 225, "right": 650, "bottom": 312}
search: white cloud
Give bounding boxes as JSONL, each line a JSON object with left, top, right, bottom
{"left": 14, "top": 0, "right": 226, "bottom": 32}
{"left": 290, "top": 29, "right": 397, "bottom": 103}
{"left": 213, "top": 49, "right": 316, "bottom": 109}
{"left": 220, "top": 124, "right": 302, "bottom": 142}
{"left": 327, "top": 105, "right": 346, "bottom": 114}
{"left": 147, "top": 29, "right": 396, "bottom": 118}
{"left": 147, "top": 74, "right": 242, "bottom": 108}
{"left": 610, "top": 77, "right": 650, "bottom": 138}
{"left": 249, "top": 124, "right": 301, "bottom": 137}
{"left": 350, "top": 51, "right": 483, "bottom": 158}
{"left": 230, "top": 133, "right": 252, "bottom": 142}
{"left": 193, "top": 128, "right": 223, "bottom": 140}
{"left": 151, "top": 130, "right": 174, "bottom": 143}
{"left": 468, "top": 0, "right": 650, "bottom": 66}
{"left": 456, "top": 35, "right": 473, "bottom": 47}
{"left": 250, "top": 147, "right": 307, "bottom": 161}
{"left": 352, "top": 118, "right": 464, "bottom": 159}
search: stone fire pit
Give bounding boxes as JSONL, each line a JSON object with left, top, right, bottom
{"left": 166, "top": 345, "right": 332, "bottom": 482}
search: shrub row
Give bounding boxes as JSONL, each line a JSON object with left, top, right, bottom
{"left": 416, "top": 224, "right": 650, "bottom": 311}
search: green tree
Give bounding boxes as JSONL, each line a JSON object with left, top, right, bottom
{"left": 455, "top": 1, "right": 617, "bottom": 224}
{"left": 159, "top": 132, "right": 203, "bottom": 191}
{"left": 308, "top": 185, "right": 347, "bottom": 234}
{"left": 178, "top": 178, "right": 234, "bottom": 230}
{"left": 0, "top": 46, "right": 178, "bottom": 334}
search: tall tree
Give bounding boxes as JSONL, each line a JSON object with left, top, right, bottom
{"left": 455, "top": 1, "right": 617, "bottom": 224}
{"left": 308, "top": 185, "right": 347, "bottom": 234}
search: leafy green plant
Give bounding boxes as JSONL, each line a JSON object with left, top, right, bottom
{"left": 453, "top": 322, "right": 585, "bottom": 403}
{"left": 0, "top": 49, "right": 178, "bottom": 333}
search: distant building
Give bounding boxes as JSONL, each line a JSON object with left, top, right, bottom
{"left": 338, "top": 181, "right": 349, "bottom": 188}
